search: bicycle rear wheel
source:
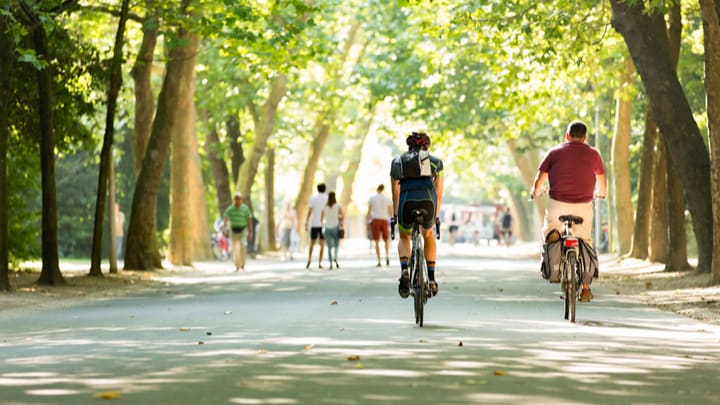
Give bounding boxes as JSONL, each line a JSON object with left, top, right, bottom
{"left": 567, "top": 252, "right": 578, "bottom": 322}
{"left": 412, "top": 236, "right": 426, "bottom": 327}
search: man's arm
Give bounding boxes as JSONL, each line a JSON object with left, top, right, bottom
{"left": 530, "top": 171, "right": 548, "bottom": 197}
{"left": 433, "top": 174, "right": 444, "bottom": 219}
{"left": 305, "top": 208, "right": 312, "bottom": 229}
{"left": 391, "top": 178, "right": 400, "bottom": 216}
{"left": 595, "top": 173, "right": 607, "bottom": 198}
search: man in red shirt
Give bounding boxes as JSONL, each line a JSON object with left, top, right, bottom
{"left": 530, "top": 121, "right": 607, "bottom": 301}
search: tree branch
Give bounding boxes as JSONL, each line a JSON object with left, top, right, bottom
{"left": 80, "top": 4, "right": 144, "bottom": 23}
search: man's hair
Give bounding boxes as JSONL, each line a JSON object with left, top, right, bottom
{"left": 567, "top": 121, "right": 588, "bottom": 139}
{"left": 377, "top": 184, "right": 384, "bottom": 192}
{"left": 317, "top": 183, "right": 327, "bottom": 193}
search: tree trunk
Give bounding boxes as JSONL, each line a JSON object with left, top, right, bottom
{"left": 265, "top": 148, "right": 277, "bottom": 251}
{"left": 611, "top": 55, "right": 635, "bottom": 256}
{"left": 295, "top": 117, "right": 331, "bottom": 227}
{"left": 340, "top": 108, "right": 375, "bottom": 210}
{"left": 227, "top": 114, "right": 243, "bottom": 185}
{"left": 507, "top": 139, "right": 546, "bottom": 233}
{"left": 90, "top": 0, "right": 130, "bottom": 276}
{"left": 629, "top": 109, "right": 655, "bottom": 259}
{"left": 611, "top": 0, "right": 713, "bottom": 273}
{"left": 0, "top": 15, "right": 12, "bottom": 291}
{"left": 236, "top": 75, "right": 288, "bottom": 199}
{"left": 187, "top": 102, "right": 211, "bottom": 261}
{"left": 33, "top": 24, "right": 64, "bottom": 285}
{"left": 700, "top": 0, "right": 720, "bottom": 284}
{"left": 205, "top": 125, "right": 231, "bottom": 214}
{"left": 168, "top": 76, "right": 194, "bottom": 266}
{"left": 130, "top": 0, "right": 158, "bottom": 176}
{"left": 124, "top": 15, "right": 200, "bottom": 271}
{"left": 108, "top": 161, "right": 118, "bottom": 273}
{"left": 649, "top": 137, "right": 668, "bottom": 263}
{"left": 664, "top": 1, "right": 691, "bottom": 271}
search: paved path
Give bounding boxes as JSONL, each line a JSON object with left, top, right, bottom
{"left": 1, "top": 242, "right": 720, "bottom": 404}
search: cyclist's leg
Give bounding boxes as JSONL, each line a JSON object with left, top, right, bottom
{"left": 396, "top": 192, "right": 412, "bottom": 298}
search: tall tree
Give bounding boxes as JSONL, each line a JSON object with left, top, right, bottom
{"left": 205, "top": 125, "right": 231, "bottom": 215}
{"left": 227, "top": 115, "right": 244, "bottom": 185}
{"left": 611, "top": 55, "right": 635, "bottom": 256}
{"left": 0, "top": 13, "right": 12, "bottom": 292}
{"left": 130, "top": 0, "right": 158, "bottom": 176}
{"left": 124, "top": 1, "right": 200, "bottom": 270}
{"left": 90, "top": 0, "right": 131, "bottom": 277}
{"left": 265, "top": 147, "right": 276, "bottom": 251}
{"left": 610, "top": 0, "right": 713, "bottom": 273}
{"left": 237, "top": 75, "right": 288, "bottom": 199}
{"left": 649, "top": 138, "right": 668, "bottom": 262}
{"left": 295, "top": 21, "right": 361, "bottom": 223}
{"left": 17, "top": 0, "right": 72, "bottom": 285}
{"left": 628, "top": 110, "right": 655, "bottom": 259}
{"left": 699, "top": 0, "right": 720, "bottom": 284}
{"left": 665, "top": 0, "right": 690, "bottom": 271}
{"left": 187, "top": 104, "right": 211, "bottom": 261}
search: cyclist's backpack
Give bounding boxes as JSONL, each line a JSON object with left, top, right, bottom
{"left": 540, "top": 239, "right": 562, "bottom": 283}
{"left": 394, "top": 150, "right": 432, "bottom": 179}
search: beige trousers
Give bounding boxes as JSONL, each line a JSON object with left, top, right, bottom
{"left": 542, "top": 199, "right": 594, "bottom": 244}
{"left": 231, "top": 229, "right": 248, "bottom": 270}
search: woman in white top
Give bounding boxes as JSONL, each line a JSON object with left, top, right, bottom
{"left": 321, "top": 192, "right": 344, "bottom": 269}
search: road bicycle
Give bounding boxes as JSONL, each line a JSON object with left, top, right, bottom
{"left": 557, "top": 214, "right": 585, "bottom": 323}
{"left": 392, "top": 209, "right": 440, "bottom": 327}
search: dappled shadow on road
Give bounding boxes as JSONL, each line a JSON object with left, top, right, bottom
{"left": 1, "top": 250, "right": 720, "bottom": 404}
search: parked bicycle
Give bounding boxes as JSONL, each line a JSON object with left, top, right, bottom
{"left": 392, "top": 208, "right": 440, "bottom": 327}
{"left": 211, "top": 229, "right": 231, "bottom": 261}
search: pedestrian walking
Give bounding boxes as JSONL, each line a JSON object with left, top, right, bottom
{"left": 223, "top": 192, "right": 254, "bottom": 271}
{"left": 305, "top": 183, "right": 328, "bottom": 269}
{"left": 114, "top": 203, "right": 125, "bottom": 259}
{"left": 278, "top": 202, "right": 297, "bottom": 261}
{"left": 500, "top": 207, "right": 513, "bottom": 246}
{"left": 321, "top": 192, "right": 344, "bottom": 270}
{"left": 367, "top": 184, "right": 392, "bottom": 267}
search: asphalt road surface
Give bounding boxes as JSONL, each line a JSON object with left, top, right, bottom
{"left": 1, "top": 242, "right": 720, "bottom": 404}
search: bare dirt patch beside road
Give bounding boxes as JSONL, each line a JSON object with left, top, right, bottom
{"left": 0, "top": 270, "right": 158, "bottom": 316}
{"left": 599, "top": 256, "right": 720, "bottom": 326}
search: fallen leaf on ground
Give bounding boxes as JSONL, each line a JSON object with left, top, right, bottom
{"left": 419, "top": 339, "right": 428, "bottom": 343}
{"left": 354, "top": 363, "right": 364, "bottom": 369}
{"left": 206, "top": 332, "right": 212, "bottom": 336}
{"left": 304, "top": 344, "right": 315, "bottom": 350}
{"left": 458, "top": 341, "right": 463, "bottom": 347}
{"left": 179, "top": 328, "right": 190, "bottom": 332}
{"left": 257, "top": 349, "right": 268, "bottom": 354}
{"left": 198, "top": 341, "right": 205, "bottom": 345}
{"left": 330, "top": 301, "right": 338, "bottom": 305}
{"left": 494, "top": 370, "right": 507, "bottom": 376}
{"left": 347, "top": 355, "right": 360, "bottom": 361}
{"left": 645, "top": 282, "right": 653, "bottom": 289}
{"left": 93, "top": 391, "right": 121, "bottom": 400}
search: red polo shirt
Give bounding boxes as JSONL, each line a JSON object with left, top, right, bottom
{"left": 538, "top": 141, "right": 605, "bottom": 203}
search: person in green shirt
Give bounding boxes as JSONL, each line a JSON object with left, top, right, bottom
{"left": 223, "top": 192, "right": 254, "bottom": 271}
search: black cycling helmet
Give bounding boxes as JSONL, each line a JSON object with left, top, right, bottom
{"left": 406, "top": 131, "right": 431, "bottom": 150}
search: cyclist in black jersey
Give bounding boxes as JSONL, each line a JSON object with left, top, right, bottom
{"left": 390, "top": 132, "right": 445, "bottom": 298}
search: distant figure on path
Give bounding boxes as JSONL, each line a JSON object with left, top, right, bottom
{"left": 305, "top": 183, "right": 328, "bottom": 269}
{"left": 321, "top": 192, "right": 344, "bottom": 270}
{"left": 500, "top": 208, "right": 513, "bottom": 246}
{"left": 367, "top": 184, "right": 392, "bottom": 267}
{"left": 114, "top": 203, "right": 125, "bottom": 259}
{"left": 278, "top": 202, "right": 298, "bottom": 261}
{"left": 223, "top": 192, "right": 254, "bottom": 271}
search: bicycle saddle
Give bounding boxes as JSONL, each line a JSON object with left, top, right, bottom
{"left": 558, "top": 215, "right": 584, "bottom": 224}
